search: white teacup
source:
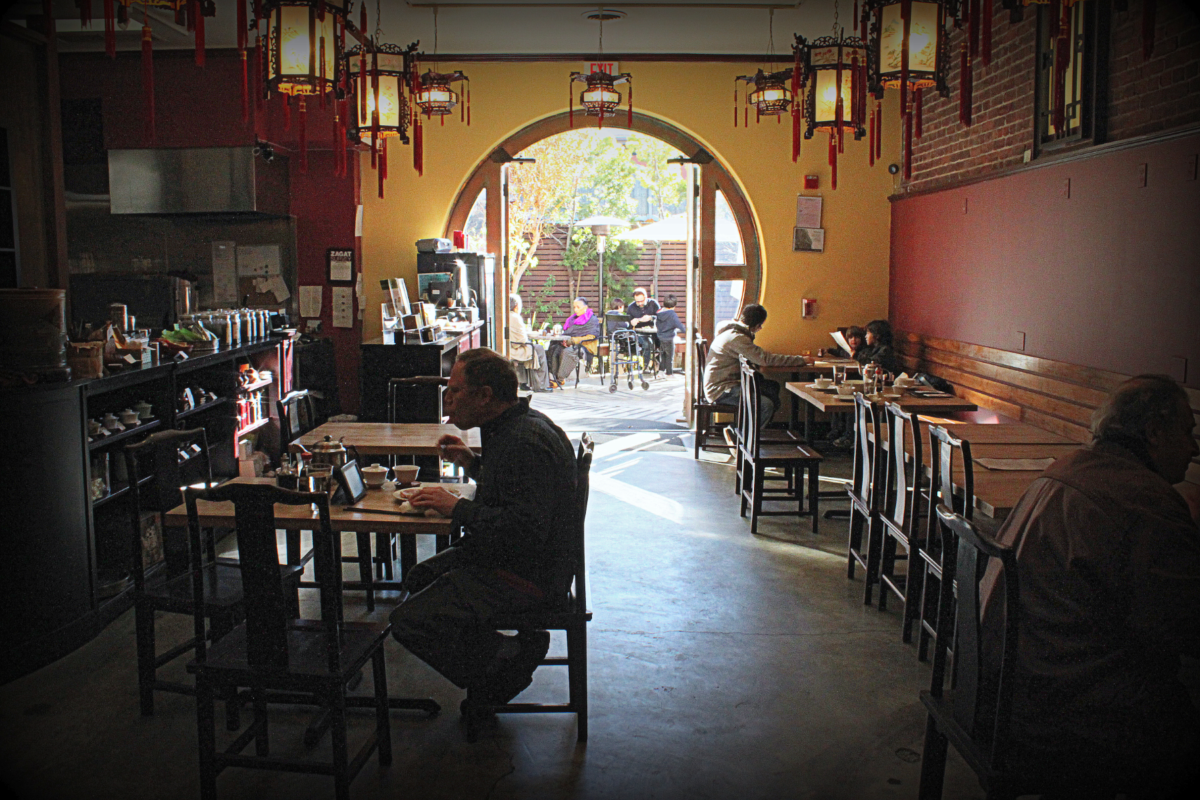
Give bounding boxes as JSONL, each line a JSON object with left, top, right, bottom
{"left": 813, "top": 377, "right": 832, "bottom": 389}
{"left": 393, "top": 465, "right": 420, "bottom": 485}
{"left": 836, "top": 383, "right": 856, "bottom": 397}
{"left": 120, "top": 408, "right": 140, "bottom": 426}
{"left": 361, "top": 464, "right": 389, "bottom": 488}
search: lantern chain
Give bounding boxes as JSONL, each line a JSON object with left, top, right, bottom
{"left": 598, "top": 6, "right": 604, "bottom": 57}
{"left": 375, "top": 0, "right": 383, "bottom": 41}
{"left": 832, "top": 0, "right": 840, "bottom": 38}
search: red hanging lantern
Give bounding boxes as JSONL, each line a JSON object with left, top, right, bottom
{"left": 798, "top": 31, "right": 869, "bottom": 189}
{"left": 569, "top": 69, "right": 633, "bottom": 130}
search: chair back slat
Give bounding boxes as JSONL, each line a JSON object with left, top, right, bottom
{"left": 934, "top": 504, "right": 1021, "bottom": 769}
{"left": 570, "top": 434, "right": 595, "bottom": 611}
{"left": 277, "top": 390, "right": 316, "bottom": 442}
{"left": 739, "top": 357, "right": 760, "bottom": 454}
{"left": 928, "top": 424, "right": 973, "bottom": 519}
{"left": 693, "top": 338, "right": 709, "bottom": 406}
{"left": 851, "top": 393, "right": 881, "bottom": 508}
{"left": 883, "top": 403, "right": 923, "bottom": 534}
{"left": 184, "top": 483, "right": 338, "bottom": 673}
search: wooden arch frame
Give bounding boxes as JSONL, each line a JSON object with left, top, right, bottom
{"left": 443, "top": 111, "right": 762, "bottom": 343}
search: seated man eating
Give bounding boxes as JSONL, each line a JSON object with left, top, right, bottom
{"left": 390, "top": 348, "right": 578, "bottom": 706}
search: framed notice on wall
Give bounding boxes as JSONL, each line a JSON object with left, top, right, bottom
{"left": 793, "top": 227, "right": 825, "bottom": 252}
{"left": 327, "top": 248, "right": 354, "bottom": 282}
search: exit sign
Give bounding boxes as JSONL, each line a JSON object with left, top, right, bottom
{"left": 586, "top": 61, "right": 619, "bottom": 75}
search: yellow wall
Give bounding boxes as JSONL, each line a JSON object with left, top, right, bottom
{"left": 360, "top": 60, "right": 900, "bottom": 354}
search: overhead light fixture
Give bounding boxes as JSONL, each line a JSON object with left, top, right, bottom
{"left": 797, "top": 2, "right": 871, "bottom": 190}
{"left": 409, "top": 5, "right": 471, "bottom": 177}
{"left": 569, "top": 9, "right": 633, "bottom": 128}
{"left": 734, "top": 9, "right": 801, "bottom": 161}
{"left": 345, "top": 38, "right": 416, "bottom": 195}
{"left": 860, "top": 0, "right": 951, "bottom": 180}
{"left": 257, "top": 0, "right": 350, "bottom": 173}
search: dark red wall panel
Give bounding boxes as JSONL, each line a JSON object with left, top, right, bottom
{"left": 890, "top": 132, "right": 1200, "bottom": 388}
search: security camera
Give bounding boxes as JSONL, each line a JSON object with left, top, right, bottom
{"left": 887, "top": 163, "right": 900, "bottom": 175}
{"left": 253, "top": 141, "right": 275, "bottom": 163}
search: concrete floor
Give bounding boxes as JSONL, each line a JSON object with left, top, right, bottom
{"left": 0, "top": 434, "right": 986, "bottom": 800}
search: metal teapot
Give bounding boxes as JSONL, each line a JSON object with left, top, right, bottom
{"left": 310, "top": 435, "right": 349, "bottom": 469}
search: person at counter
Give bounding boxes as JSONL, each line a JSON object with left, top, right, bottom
{"left": 390, "top": 348, "right": 577, "bottom": 707}
{"left": 546, "top": 297, "right": 601, "bottom": 387}
{"left": 978, "top": 374, "right": 1200, "bottom": 795}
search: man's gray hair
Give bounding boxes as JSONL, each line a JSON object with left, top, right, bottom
{"left": 1091, "top": 374, "right": 1188, "bottom": 446}
{"left": 456, "top": 347, "right": 518, "bottom": 402}
{"left": 509, "top": 294, "right": 522, "bottom": 312}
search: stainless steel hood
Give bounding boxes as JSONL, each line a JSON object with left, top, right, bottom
{"left": 107, "top": 146, "right": 289, "bottom": 216}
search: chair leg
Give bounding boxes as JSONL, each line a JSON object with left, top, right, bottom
{"left": 209, "top": 613, "right": 241, "bottom": 732}
{"left": 917, "top": 568, "right": 939, "bottom": 662}
{"left": 917, "top": 714, "right": 949, "bottom": 800}
{"left": 901, "top": 542, "right": 924, "bottom": 644}
{"left": 253, "top": 685, "right": 269, "bottom": 756}
{"left": 196, "top": 676, "right": 218, "bottom": 800}
{"left": 329, "top": 689, "right": 351, "bottom": 800}
{"left": 863, "top": 515, "right": 882, "bottom": 606}
{"left": 847, "top": 508, "right": 864, "bottom": 580}
{"left": 134, "top": 600, "right": 156, "bottom": 716}
{"left": 808, "top": 464, "right": 820, "bottom": 534}
{"left": 878, "top": 534, "right": 897, "bottom": 612}
{"left": 750, "top": 463, "right": 765, "bottom": 534}
{"left": 693, "top": 412, "right": 703, "bottom": 459}
{"left": 371, "top": 649, "right": 393, "bottom": 766}
{"left": 567, "top": 623, "right": 589, "bottom": 742}
{"left": 356, "top": 532, "right": 374, "bottom": 612}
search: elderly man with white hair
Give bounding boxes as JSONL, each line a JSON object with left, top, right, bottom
{"left": 979, "top": 374, "right": 1200, "bottom": 796}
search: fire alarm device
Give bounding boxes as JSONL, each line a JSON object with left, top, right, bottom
{"left": 801, "top": 298, "right": 817, "bottom": 319}
{"left": 804, "top": 175, "right": 819, "bottom": 190}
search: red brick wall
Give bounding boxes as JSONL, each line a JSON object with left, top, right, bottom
{"left": 905, "top": 0, "right": 1200, "bottom": 193}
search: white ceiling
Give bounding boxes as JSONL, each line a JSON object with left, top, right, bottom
{"left": 6, "top": 0, "right": 853, "bottom": 57}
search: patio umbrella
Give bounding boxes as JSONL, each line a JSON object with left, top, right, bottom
{"left": 615, "top": 213, "right": 741, "bottom": 243}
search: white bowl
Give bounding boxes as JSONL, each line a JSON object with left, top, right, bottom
{"left": 813, "top": 379, "right": 832, "bottom": 389}
{"left": 836, "top": 384, "right": 856, "bottom": 396}
{"left": 393, "top": 465, "right": 420, "bottom": 484}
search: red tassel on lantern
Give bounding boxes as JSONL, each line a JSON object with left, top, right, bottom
{"left": 255, "top": 33, "right": 266, "bottom": 113}
{"left": 982, "top": 0, "right": 993, "bottom": 65}
{"left": 141, "top": 15, "right": 155, "bottom": 144}
{"left": 915, "top": 87, "right": 924, "bottom": 138}
{"left": 319, "top": 36, "right": 327, "bottom": 110}
{"left": 830, "top": 133, "right": 838, "bottom": 190}
{"left": 733, "top": 80, "right": 738, "bottom": 128}
{"left": 869, "top": 107, "right": 876, "bottom": 167}
{"left": 298, "top": 98, "right": 308, "bottom": 174}
{"left": 318, "top": 0, "right": 326, "bottom": 22}
{"left": 627, "top": 80, "right": 633, "bottom": 128}
{"left": 900, "top": 0, "right": 912, "bottom": 119}
{"left": 1143, "top": 0, "right": 1157, "bottom": 59}
{"left": 104, "top": 0, "right": 115, "bottom": 58}
{"left": 370, "top": 50, "right": 380, "bottom": 169}
{"left": 903, "top": 100, "right": 913, "bottom": 180}
{"left": 836, "top": 44, "right": 845, "bottom": 155}
{"left": 414, "top": 114, "right": 424, "bottom": 177}
{"left": 379, "top": 138, "right": 387, "bottom": 199}
{"left": 194, "top": 2, "right": 206, "bottom": 67}
{"left": 792, "top": 101, "right": 802, "bottom": 162}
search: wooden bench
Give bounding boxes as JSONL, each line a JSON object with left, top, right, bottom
{"left": 894, "top": 330, "right": 1200, "bottom": 489}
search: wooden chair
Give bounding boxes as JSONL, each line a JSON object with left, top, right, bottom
{"left": 275, "top": 390, "right": 318, "bottom": 568}
{"left": 692, "top": 338, "right": 737, "bottom": 459}
{"left": 732, "top": 356, "right": 799, "bottom": 497}
{"left": 917, "top": 425, "right": 974, "bottom": 662}
{"left": 917, "top": 504, "right": 1019, "bottom": 800}
{"left": 123, "top": 429, "right": 304, "bottom": 720}
{"left": 464, "top": 434, "right": 596, "bottom": 742}
{"left": 876, "top": 402, "right": 927, "bottom": 642}
{"left": 184, "top": 482, "right": 395, "bottom": 800}
{"left": 845, "top": 393, "right": 883, "bottom": 604}
{"left": 738, "top": 361, "right": 824, "bottom": 535}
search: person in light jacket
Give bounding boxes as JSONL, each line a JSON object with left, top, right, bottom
{"left": 704, "top": 304, "right": 807, "bottom": 428}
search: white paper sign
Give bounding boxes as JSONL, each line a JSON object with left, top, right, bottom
{"left": 299, "top": 285, "right": 323, "bottom": 318}
{"left": 212, "top": 241, "right": 238, "bottom": 305}
{"left": 795, "top": 195, "right": 823, "bottom": 229}
{"left": 237, "top": 244, "right": 281, "bottom": 277}
{"left": 332, "top": 286, "right": 354, "bottom": 329}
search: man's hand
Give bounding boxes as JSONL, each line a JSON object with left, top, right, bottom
{"left": 407, "top": 485, "right": 462, "bottom": 518}
{"left": 437, "top": 434, "right": 475, "bottom": 469}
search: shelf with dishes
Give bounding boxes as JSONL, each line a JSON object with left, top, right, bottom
{"left": 87, "top": 418, "right": 162, "bottom": 451}
{"left": 176, "top": 396, "right": 231, "bottom": 421}
{"left": 91, "top": 473, "right": 155, "bottom": 509}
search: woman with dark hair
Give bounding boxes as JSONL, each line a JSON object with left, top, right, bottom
{"left": 861, "top": 319, "right": 903, "bottom": 376}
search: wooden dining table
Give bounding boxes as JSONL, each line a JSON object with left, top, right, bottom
{"left": 163, "top": 476, "right": 468, "bottom": 593}
{"left": 291, "top": 422, "right": 482, "bottom": 457}
{"left": 872, "top": 421, "right": 1082, "bottom": 519}
{"left": 785, "top": 382, "right": 979, "bottom": 443}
